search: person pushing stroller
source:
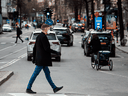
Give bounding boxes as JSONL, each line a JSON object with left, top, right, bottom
{"left": 90, "top": 34, "right": 101, "bottom": 64}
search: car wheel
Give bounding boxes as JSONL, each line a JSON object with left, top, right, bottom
{"left": 85, "top": 46, "right": 89, "bottom": 56}
{"left": 27, "top": 56, "right": 32, "bottom": 61}
{"left": 81, "top": 44, "right": 84, "bottom": 48}
{"left": 111, "top": 44, "right": 115, "bottom": 57}
{"left": 111, "top": 52, "right": 115, "bottom": 57}
{"left": 56, "top": 56, "right": 61, "bottom": 61}
{"left": 67, "top": 42, "right": 70, "bottom": 46}
{"left": 70, "top": 42, "right": 73, "bottom": 46}
{"left": 84, "top": 43, "right": 86, "bottom": 55}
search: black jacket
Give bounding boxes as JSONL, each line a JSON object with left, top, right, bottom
{"left": 16, "top": 27, "right": 21, "bottom": 36}
{"left": 33, "top": 32, "right": 57, "bottom": 66}
{"left": 90, "top": 37, "right": 101, "bottom": 53}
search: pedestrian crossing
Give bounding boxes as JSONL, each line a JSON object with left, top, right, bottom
{"left": 8, "top": 93, "right": 67, "bottom": 96}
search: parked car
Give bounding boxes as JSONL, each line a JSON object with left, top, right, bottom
{"left": 83, "top": 30, "right": 115, "bottom": 57}
{"left": 2, "top": 24, "right": 12, "bottom": 32}
{"left": 53, "top": 26, "right": 74, "bottom": 46}
{"left": 26, "top": 29, "right": 61, "bottom": 61}
{"left": 81, "top": 31, "right": 90, "bottom": 48}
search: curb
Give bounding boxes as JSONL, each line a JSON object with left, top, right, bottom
{"left": 0, "top": 71, "right": 14, "bottom": 86}
{"left": 116, "top": 46, "right": 128, "bottom": 54}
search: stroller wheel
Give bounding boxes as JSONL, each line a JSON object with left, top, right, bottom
{"left": 109, "top": 60, "right": 113, "bottom": 71}
{"left": 91, "top": 61, "right": 95, "bottom": 69}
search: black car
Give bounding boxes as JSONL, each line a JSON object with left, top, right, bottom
{"left": 81, "top": 31, "right": 90, "bottom": 48}
{"left": 84, "top": 31, "right": 115, "bottom": 57}
{"left": 53, "top": 27, "right": 74, "bottom": 46}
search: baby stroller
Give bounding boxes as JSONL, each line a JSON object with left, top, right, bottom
{"left": 91, "top": 50, "right": 113, "bottom": 71}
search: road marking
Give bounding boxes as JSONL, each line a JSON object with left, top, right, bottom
{"left": 0, "top": 44, "right": 16, "bottom": 52}
{"left": 1, "top": 42, "right": 6, "bottom": 44}
{"left": 47, "top": 94, "right": 67, "bottom": 96}
{"left": 116, "top": 54, "right": 124, "bottom": 58}
{"left": 100, "top": 71, "right": 128, "bottom": 79}
{"left": 8, "top": 93, "right": 33, "bottom": 96}
{"left": 0, "top": 59, "right": 20, "bottom": 70}
{"left": 0, "top": 47, "right": 26, "bottom": 60}
{"left": 0, "top": 62, "right": 7, "bottom": 64}
{"left": 0, "top": 53, "right": 27, "bottom": 70}
{"left": 18, "top": 53, "right": 27, "bottom": 59}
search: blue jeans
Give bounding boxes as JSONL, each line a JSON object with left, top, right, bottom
{"left": 27, "top": 66, "right": 56, "bottom": 90}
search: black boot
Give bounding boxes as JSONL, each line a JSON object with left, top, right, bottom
{"left": 53, "top": 86, "right": 63, "bottom": 93}
{"left": 26, "top": 89, "right": 36, "bottom": 94}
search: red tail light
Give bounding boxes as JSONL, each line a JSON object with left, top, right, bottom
{"left": 52, "top": 42, "right": 60, "bottom": 45}
{"left": 82, "top": 27, "right": 84, "bottom": 29}
{"left": 29, "top": 42, "right": 35, "bottom": 45}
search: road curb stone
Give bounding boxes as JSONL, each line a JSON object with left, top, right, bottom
{"left": 0, "top": 71, "right": 14, "bottom": 86}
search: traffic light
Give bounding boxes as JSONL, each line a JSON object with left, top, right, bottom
{"left": 13, "top": 11, "right": 19, "bottom": 20}
{"left": 43, "top": 8, "right": 53, "bottom": 19}
{"left": 103, "top": 0, "right": 110, "bottom": 4}
{"left": 49, "top": 10, "right": 53, "bottom": 19}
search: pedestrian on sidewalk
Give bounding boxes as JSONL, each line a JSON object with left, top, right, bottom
{"left": 15, "top": 25, "right": 24, "bottom": 43}
{"left": 26, "top": 23, "right": 63, "bottom": 94}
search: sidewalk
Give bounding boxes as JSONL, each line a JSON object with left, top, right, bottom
{"left": 0, "top": 71, "right": 13, "bottom": 86}
{"left": 0, "top": 27, "right": 35, "bottom": 86}
{"left": 115, "top": 30, "right": 128, "bottom": 54}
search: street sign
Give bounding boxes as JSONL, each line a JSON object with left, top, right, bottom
{"left": 95, "top": 17, "right": 102, "bottom": 29}
{"left": 57, "top": 19, "right": 59, "bottom": 23}
{"left": 45, "top": 19, "right": 53, "bottom": 25}
{"left": 33, "top": 20, "right": 36, "bottom": 22}
{"left": 6, "top": 19, "right": 10, "bottom": 24}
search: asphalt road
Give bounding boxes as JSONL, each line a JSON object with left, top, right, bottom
{"left": 0, "top": 27, "right": 128, "bottom": 96}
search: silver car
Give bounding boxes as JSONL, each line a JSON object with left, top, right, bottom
{"left": 26, "top": 29, "right": 61, "bottom": 61}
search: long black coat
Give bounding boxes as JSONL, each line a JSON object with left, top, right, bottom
{"left": 33, "top": 32, "right": 57, "bottom": 66}
{"left": 16, "top": 27, "right": 21, "bottom": 37}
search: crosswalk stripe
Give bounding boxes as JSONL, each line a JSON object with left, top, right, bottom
{"left": 8, "top": 93, "right": 33, "bottom": 96}
{"left": 47, "top": 94, "right": 67, "bottom": 96}
{"left": 8, "top": 93, "right": 67, "bottom": 96}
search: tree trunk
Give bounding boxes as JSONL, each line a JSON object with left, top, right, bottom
{"left": 85, "top": 0, "right": 89, "bottom": 30}
{"left": 91, "top": 0, "right": 94, "bottom": 29}
{"left": 75, "top": 5, "right": 78, "bottom": 21}
{"left": 118, "top": 0, "right": 124, "bottom": 46}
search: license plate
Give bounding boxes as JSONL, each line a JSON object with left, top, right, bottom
{"left": 101, "top": 42, "right": 106, "bottom": 45}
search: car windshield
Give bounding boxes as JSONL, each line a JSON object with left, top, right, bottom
{"left": 46, "top": 33, "right": 56, "bottom": 40}
{"left": 53, "top": 29, "right": 67, "bottom": 35}
{"left": 32, "top": 33, "right": 56, "bottom": 40}
{"left": 32, "top": 33, "right": 40, "bottom": 40}
{"left": 97, "top": 34, "right": 111, "bottom": 41}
